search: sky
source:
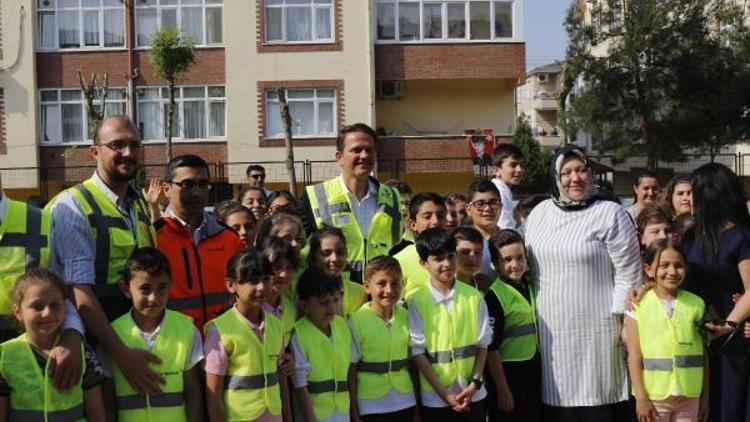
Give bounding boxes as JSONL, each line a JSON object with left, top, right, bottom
{"left": 524, "top": 0, "right": 570, "bottom": 71}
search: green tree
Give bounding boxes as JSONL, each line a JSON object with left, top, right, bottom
{"left": 513, "top": 114, "right": 552, "bottom": 194}
{"left": 148, "top": 27, "right": 196, "bottom": 163}
{"left": 565, "top": 0, "right": 750, "bottom": 169}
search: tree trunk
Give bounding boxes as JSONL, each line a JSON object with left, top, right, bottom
{"left": 278, "top": 89, "right": 297, "bottom": 196}
{"left": 558, "top": 64, "right": 574, "bottom": 145}
{"left": 641, "top": 116, "right": 657, "bottom": 171}
{"left": 166, "top": 80, "right": 176, "bottom": 163}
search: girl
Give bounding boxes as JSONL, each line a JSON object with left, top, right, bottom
{"left": 628, "top": 170, "right": 660, "bottom": 220}
{"left": 664, "top": 175, "right": 693, "bottom": 217}
{"left": 0, "top": 268, "right": 106, "bottom": 422}
{"left": 215, "top": 200, "right": 257, "bottom": 248}
{"left": 625, "top": 239, "right": 708, "bottom": 422}
{"left": 255, "top": 212, "right": 307, "bottom": 255}
{"left": 636, "top": 204, "right": 673, "bottom": 249}
{"left": 261, "top": 237, "right": 299, "bottom": 347}
{"left": 238, "top": 185, "right": 268, "bottom": 222}
{"left": 266, "top": 191, "right": 299, "bottom": 218}
{"left": 204, "top": 251, "right": 291, "bottom": 422}
{"left": 308, "top": 227, "right": 365, "bottom": 316}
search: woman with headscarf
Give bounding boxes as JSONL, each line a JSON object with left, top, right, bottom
{"left": 524, "top": 145, "right": 642, "bottom": 421}
{"left": 683, "top": 163, "right": 750, "bottom": 422}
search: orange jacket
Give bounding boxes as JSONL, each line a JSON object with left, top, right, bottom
{"left": 156, "top": 214, "right": 244, "bottom": 330}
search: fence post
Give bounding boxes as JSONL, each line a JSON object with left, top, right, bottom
{"left": 303, "top": 160, "right": 311, "bottom": 186}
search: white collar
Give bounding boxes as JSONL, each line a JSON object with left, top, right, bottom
{"left": 428, "top": 279, "right": 457, "bottom": 304}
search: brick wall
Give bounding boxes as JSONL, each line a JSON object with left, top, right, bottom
{"left": 36, "top": 49, "right": 225, "bottom": 88}
{"left": 375, "top": 43, "right": 525, "bottom": 80}
{"left": 0, "top": 88, "right": 5, "bottom": 155}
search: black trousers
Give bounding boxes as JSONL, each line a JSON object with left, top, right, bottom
{"left": 709, "top": 334, "right": 750, "bottom": 422}
{"left": 360, "top": 406, "right": 415, "bottom": 422}
{"left": 543, "top": 400, "right": 633, "bottom": 422}
{"left": 421, "top": 399, "right": 487, "bottom": 422}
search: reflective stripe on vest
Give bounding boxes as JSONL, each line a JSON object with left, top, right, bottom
{"left": 0, "top": 334, "right": 84, "bottom": 422}
{"left": 112, "top": 310, "right": 191, "bottom": 422}
{"left": 412, "top": 282, "right": 480, "bottom": 392}
{"left": 350, "top": 304, "right": 413, "bottom": 400}
{"left": 208, "top": 308, "right": 282, "bottom": 421}
{"left": 0, "top": 200, "right": 51, "bottom": 314}
{"left": 295, "top": 315, "right": 351, "bottom": 419}
{"left": 489, "top": 278, "right": 538, "bottom": 362}
{"left": 634, "top": 289, "right": 705, "bottom": 400}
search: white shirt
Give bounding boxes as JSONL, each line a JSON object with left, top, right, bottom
{"left": 165, "top": 208, "right": 208, "bottom": 246}
{"left": 347, "top": 317, "right": 417, "bottom": 415}
{"left": 407, "top": 280, "right": 492, "bottom": 408}
{"left": 338, "top": 175, "right": 378, "bottom": 236}
{"left": 492, "top": 178, "right": 516, "bottom": 229}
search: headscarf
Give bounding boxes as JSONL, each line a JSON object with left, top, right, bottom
{"left": 549, "top": 144, "right": 598, "bottom": 210}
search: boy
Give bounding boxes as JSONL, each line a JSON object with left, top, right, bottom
{"left": 636, "top": 203, "right": 673, "bottom": 249}
{"left": 467, "top": 180, "right": 502, "bottom": 280}
{"left": 408, "top": 227, "right": 491, "bottom": 421}
{"left": 292, "top": 267, "right": 353, "bottom": 422}
{"left": 491, "top": 144, "right": 525, "bottom": 229}
{"left": 447, "top": 193, "right": 469, "bottom": 227}
{"left": 348, "top": 256, "right": 416, "bottom": 421}
{"left": 109, "top": 247, "right": 204, "bottom": 422}
{"left": 452, "top": 227, "right": 490, "bottom": 292}
{"left": 485, "top": 230, "right": 541, "bottom": 422}
{"left": 393, "top": 192, "right": 447, "bottom": 299}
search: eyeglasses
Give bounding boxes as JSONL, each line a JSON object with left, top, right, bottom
{"left": 469, "top": 199, "right": 501, "bottom": 210}
{"left": 167, "top": 180, "right": 212, "bottom": 191}
{"left": 99, "top": 139, "right": 142, "bottom": 153}
{"left": 250, "top": 174, "right": 266, "bottom": 180}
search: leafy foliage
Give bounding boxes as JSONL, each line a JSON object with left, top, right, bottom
{"left": 513, "top": 114, "right": 553, "bottom": 194}
{"left": 148, "top": 27, "right": 196, "bottom": 85}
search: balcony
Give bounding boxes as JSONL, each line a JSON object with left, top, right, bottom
{"left": 531, "top": 92, "right": 559, "bottom": 111}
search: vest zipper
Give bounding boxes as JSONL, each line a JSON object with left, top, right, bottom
{"left": 190, "top": 242, "right": 207, "bottom": 325}
{"left": 181, "top": 247, "right": 193, "bottom": 290}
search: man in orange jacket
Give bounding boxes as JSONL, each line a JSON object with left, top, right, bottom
{"left": 156, "top": 154, "right": 244, "bottom": 330}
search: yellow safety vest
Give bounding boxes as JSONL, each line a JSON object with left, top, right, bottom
{"left": 0, "top": 333, "right": 84, "bottom": 421}
{"left": 343, "top": 278, "right": 365, "bottom": 317}
{"left": 634, "top": 289, "right": 705, "bottom": 400}
{"left": 207, "top": 308, "right": 282, "bottom": 421}
{"left": 278, "top": 292, "right": 297, "bottom": 348}
{"left": 112, "top": 310, "right": 193, "bottom": 422}
{"left": 487, "top": 277, "right": 537, "bottom": 362}
{"left": 49, "top": 178, "right": 155, "bottom": 319}
{"left": 411, "top": 282, "right": 481, "bottom": 391}
{"left": 350, "top": 303, "right": 414, "bottom": 400}
{"left": 295, "top": 315, "right": 351, "bottom": 420}
{"left": 0, "top": 199, "right": 50, "bottom": 315}
{"left": 395, "top": 244, "right": 430, "bottom": 300}
{"left": 306, "top": 177, "right": 402, "bottom": 284}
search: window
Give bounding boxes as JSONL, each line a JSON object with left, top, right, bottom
{"left": 375, "top": 0, "right": 514, "bottom": 42}
{"left": 36, "top": 0, "right": 125, "bottom": 50}
{"left": 265, "top": 89, "right": 335, "bottom": 138}
{"left": 264, "top": 0, "right": 334, "bottom": 43}
{"left": 39, "top": 88, "right": 127, "bottom": 144}
{"left": 136, "top": 86, "right": 226, "bottom": 141}
{"left": 135, "top": 0, "right": 223, "bottom": 47}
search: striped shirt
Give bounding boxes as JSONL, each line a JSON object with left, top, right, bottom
{"left": 525, "top": 199, "right": 641, "bottom": 407}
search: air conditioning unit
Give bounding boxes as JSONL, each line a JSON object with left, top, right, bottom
{"left": 377, "top": 81, "right": 405, "bottom": 100}
{"left": 538, "top": 73, "right": 549, "bottom": 82}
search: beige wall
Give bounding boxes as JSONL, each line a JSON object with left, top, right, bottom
{"left": 224, "top": 1, "right": 375, "bottom": 183}
{"left": 376, "top": 79, "right": 516, "bottom": 136}
{"left": 0, "top": 0, "right": 40, "bottom": 190}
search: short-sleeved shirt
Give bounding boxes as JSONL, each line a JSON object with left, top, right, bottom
{"left": 683, "top": 225, "right": 750, "bottom": 317}
{"left": 492, "top": 178, "right": 516, "bottom": 229}
{"left": 0, "top": 342, "right": 104, "bottom": 395}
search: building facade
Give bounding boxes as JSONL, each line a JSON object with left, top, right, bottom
{"left": 0, "top": 0, "right": 525, "bottom": 198}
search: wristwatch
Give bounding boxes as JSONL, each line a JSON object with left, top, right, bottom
{"left": 470, "top": 377, "right": 483, "bottom": 389}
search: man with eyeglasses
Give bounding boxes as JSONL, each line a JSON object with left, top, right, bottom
{"left": 47, "top": 115, "right": 163, "bottom": 395}
{"left": 245, "top": 164, "right": 273, "bottom": 197}
{"left": 156, "top": 154, "right": 243, "bottom": 330}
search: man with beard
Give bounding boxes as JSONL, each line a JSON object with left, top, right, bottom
{"left": 155, "top": 154, "right": 243, "bottom": 330}
{"left": 47, "top": 115, "right": 162, "bottom": 394}
{"left": 300, "top": 123, "right": 402, "bottom": 285}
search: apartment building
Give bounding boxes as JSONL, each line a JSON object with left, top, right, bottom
{"left": 516, "top": 61, "right": 564, "bottom": 148}
{"left": 0, "top": 0, "right": 525, "bottom": 198}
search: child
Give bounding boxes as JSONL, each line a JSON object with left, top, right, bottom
{"left": 452, "top": 226, "right": 490, "bottom": 292}
{"left": 637, "top": 204, "right": 673, "bottom": 249}
{"left": 491, "top": 144, "right": 525, "bottom": 230}
{"left": 204, "top": 250, "right": 290, "bottom": 422}
{"left": 266, "top": 190, "right": 300, "bottom": 218}
{"left": 215, "top": 200, "right": 257, "bottom": 248}
{"left": 308, "top": 227, "right": 365, "bottom": 317}
{"left": 485, "top": 230, "right": 541, "bottom": 422}
{"left": 108, "top": 247, "right": 203, "bottom": 422}
{"left": 0, "top": 268, "right": 106, "bottom": 421}
{"left": 261, "top": 237, "right": 299, "bottom": 347}
{"left": 467, "top": 179, "right": 502, "bottom": 280}
{"left": 447, "top": 193, "right": 469, "bottom": 227}
{"left": 445, "top": 197, "right": 460, "bottom": 229}
{"left": 625, "top": 239, "right": 708, "bottom": 422}
{"left": 408, "top": 227, "right": 491, "bottom": 421}
{"left": 255, "top": 211, "right": 307, "bottom": 254}
{"left": 238, "top": 185, "right": 268, "bottom": 222}
{"left": 672, "top": 213, "right": 696, "bottom": 243}
{"left": 512, "top": 194, "right": 549, "bottom": 235}
{"left": 348, "top": 256, "right": 416, "bottom": 421}
{"left": 394, "top": 192, "right": 447, "bottom": 300}
{"left": 385, "top": 180, "right": 413, "bottom": 226}
{"left": 291, "top": 267, "right": 353, "bottom": 422}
